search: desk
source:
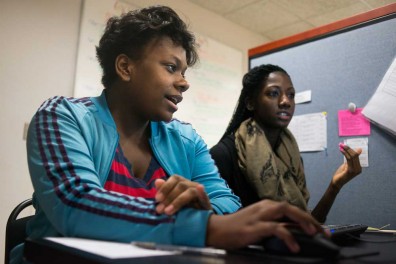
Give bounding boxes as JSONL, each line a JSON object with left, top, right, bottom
{"left": 24, "top": 232, "right": 396, "bottom": 264}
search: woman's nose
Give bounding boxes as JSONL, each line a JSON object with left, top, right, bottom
{"left": 176, "top": 76, "right": 189, "bottom": 93}
{"left": 279, "top": 94, "right": 291, "bottom": 107}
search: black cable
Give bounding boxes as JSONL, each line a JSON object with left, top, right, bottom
{"left": 345, "top": 233, "right": 396, "bottom": 243}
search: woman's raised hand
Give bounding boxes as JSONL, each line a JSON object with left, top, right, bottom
{"left": 332, "top": 144, "right": 363, "bottom": 190}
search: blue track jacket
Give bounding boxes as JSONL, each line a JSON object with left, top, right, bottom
{"left": 11, "top": 91, "right": 241, "bottom": 264}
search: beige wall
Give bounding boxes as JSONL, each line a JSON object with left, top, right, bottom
{"left": 0, "top": 0, "right": 81, "bottom": 262}
{"left": 0, "top": 0, "right": 265, "bottom": 261}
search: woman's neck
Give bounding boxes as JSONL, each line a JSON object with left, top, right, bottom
{"left": 105, "top": 87, "right": 149, "bottom": 140}
{"left": 265, "top": 130, "right": 281, "bottom": 150}
{"left": 255, "top": 120, "right": 282, "bottom": 150}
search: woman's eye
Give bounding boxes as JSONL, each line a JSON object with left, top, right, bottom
{"left": 166, "top": 64, "right": 177, "bottom": 73}
{"left": 288, "top": 92, "right": 295, "bottom": 99}
{"left": 267, "top": 91, "right": 279, "bottom": 97}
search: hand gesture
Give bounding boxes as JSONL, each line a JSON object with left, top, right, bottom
{"left": 206, "top": 200, "right": 324, "bottom": 252}
{"left": 332, "top": 144, "right": 362, "bottom": 190}
{"left": 155, "top": 175, "right": 212, "bottom": 215}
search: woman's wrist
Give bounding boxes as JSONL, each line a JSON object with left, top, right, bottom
{"left": 206, "top": 214, "right": 220, "bottom": 247}
{"left": 329, "top": 182, "right": 341, "bottom": 194}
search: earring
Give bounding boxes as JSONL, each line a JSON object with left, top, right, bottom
{"left": 246, "top": 104, "right": 254, "bottom": 111}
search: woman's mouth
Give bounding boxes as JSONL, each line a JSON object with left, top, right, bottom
{"left": 165, "top": 95, "right": 183, "bottom": 111}
{"left": 277, "top": 111, "right": 292, "bottom": 121}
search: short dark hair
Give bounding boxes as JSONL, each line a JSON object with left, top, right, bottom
{"left": 221, "top": 64, "right": 289, "bottom": 138}
{"left": 96, "top": 5, "right": 199, "bottom": 89}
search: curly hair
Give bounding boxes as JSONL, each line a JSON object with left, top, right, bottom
{"left": 221, "top": 64, "right": 289, "bottom": 138}
{"left": 96, "top": 5, "right": 199, "bottom": 89}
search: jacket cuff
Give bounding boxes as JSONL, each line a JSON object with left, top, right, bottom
{"left": 211, "top": 197, "right": 241, "bottom": 215}
{"left": 173, "top": 208, "right": 212, "bottom": 247}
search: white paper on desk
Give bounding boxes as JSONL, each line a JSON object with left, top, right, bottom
{"left": 362, "top": 57, "right": 396, "bottom": 136}
{"left": 45, "top": 237, "right": 177, "bottom": 259}
{"left": 288, "top": 112, "right": 327, "bottom": 152}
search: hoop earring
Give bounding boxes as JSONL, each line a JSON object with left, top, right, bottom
{"left": 246, "top": 105, "right": 254, "bottom": 111}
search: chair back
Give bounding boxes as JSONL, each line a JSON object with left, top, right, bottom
{"left": 5, "top": 198, "right": 34, "bottom": 264}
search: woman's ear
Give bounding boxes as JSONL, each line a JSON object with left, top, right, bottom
{"left": 115, "top": 54, "right": 133, "bottom": 81}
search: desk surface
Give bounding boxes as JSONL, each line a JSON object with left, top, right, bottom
{"left": 24, "top": 232, "right": 396, "bottom": 264}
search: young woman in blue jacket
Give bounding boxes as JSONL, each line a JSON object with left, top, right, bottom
{"left": 14, "top": 6, "right": 324, "bottom": 264}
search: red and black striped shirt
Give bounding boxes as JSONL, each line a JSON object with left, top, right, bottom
{"left": 105, "top": 144, "right": 168, "bottom": 199}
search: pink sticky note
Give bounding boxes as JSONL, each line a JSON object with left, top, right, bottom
{"left": 338, "top": 108, "right": 371, "bottom": 136}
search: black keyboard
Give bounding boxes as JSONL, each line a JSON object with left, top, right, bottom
{"left": 323, "top": 224, "right": 368, "bottom": 238}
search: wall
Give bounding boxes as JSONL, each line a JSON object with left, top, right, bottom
{"left": 0, "top": 0, "right": 82, "bottom": 261}
{"left": 0, "top": 0, "right": 265, "bottom": 261}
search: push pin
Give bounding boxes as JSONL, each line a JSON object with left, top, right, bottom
{"left": 348, "top": 102, "right": 357, "bottom": 113}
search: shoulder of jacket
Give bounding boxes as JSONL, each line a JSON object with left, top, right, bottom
{"left": 218, "top": 134, "right": 236, "bottom": 149}
{"left": 161, "top": 119, "right": 197, "bottom": 137}
{"left": 38, "top": 96, "right": 95, "bottom": 114}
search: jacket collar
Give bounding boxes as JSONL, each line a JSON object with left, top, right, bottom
{"left": 89, "top": 91, "right": 179, "bottom": 141}
{"left": 90, "top": 90, "right": 116, "bottom": 128}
